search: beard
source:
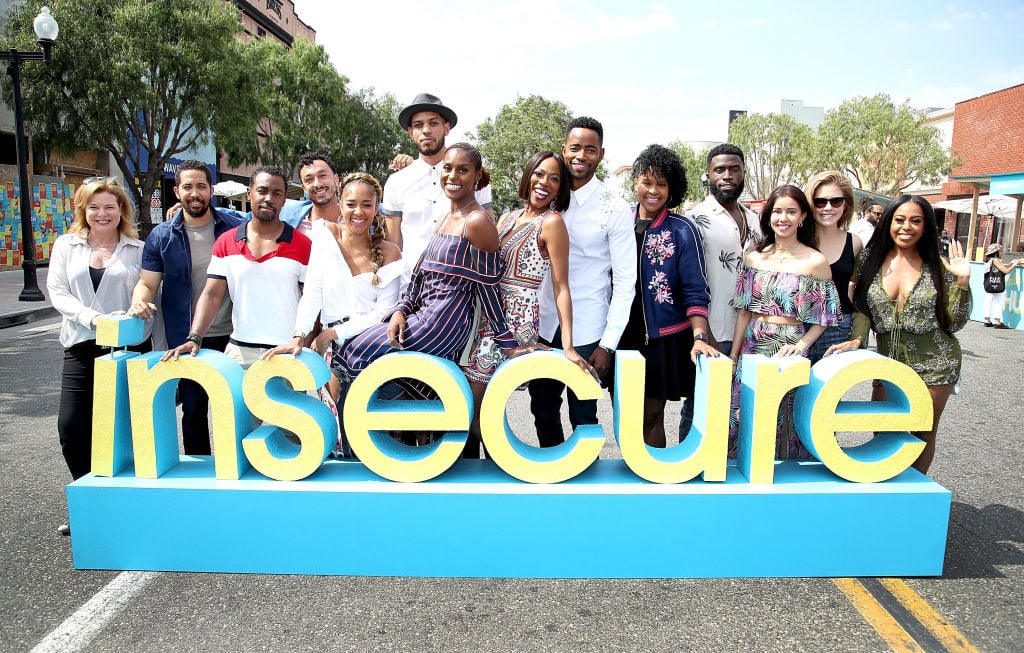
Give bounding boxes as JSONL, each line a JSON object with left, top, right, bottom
{"left": 418, "top": 136, "right": 445, "bottom": 157}
{"left": 310, "top": 188, "right": 335, "bottom": 206}
{"left": 710, "top": 178, "right": 744, "bottom": 205}
{"left": 182, "top": 200, "right": 209, "bottom": 219}
{"left": 253, "top": 205, "right": 278, "bottom": 222}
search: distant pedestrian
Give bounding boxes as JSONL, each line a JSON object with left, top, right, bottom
{"left": 982, "top": 243, "right": 1017, "bottom": 328}
{"left": 850, "top": 197, "right": 882, "bottom": 246}
{"left": 939, "top": 231, "right": 952, "bottom": 259}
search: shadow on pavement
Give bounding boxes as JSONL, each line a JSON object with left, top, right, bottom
{"left": 941, "top": 501, "right": 1024, "bottom": 579}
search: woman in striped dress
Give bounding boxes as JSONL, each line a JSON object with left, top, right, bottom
{"left": 337, "top": 143, "right": 528, "bottom": 390}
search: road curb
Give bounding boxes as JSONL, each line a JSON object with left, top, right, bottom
{"left": 0, "top": 306, "right": 59, "bottom": 329}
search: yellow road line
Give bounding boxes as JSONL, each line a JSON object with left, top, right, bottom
{"left": 879, "top": 578, "right": 981, "bottom": 653}
{"left": 833, "top": 578, "right": 925, "bottom": 652}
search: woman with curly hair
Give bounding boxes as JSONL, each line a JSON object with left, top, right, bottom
{"left": 729, "top": 185, "right": 840, "bottom": 459}
{"left": 618, "top": 144, "right": 716, "bottom": 447}
{"left": 262, "top": 173, "right": 403, "bottom": 453}
{"left": 826, "top": 195, "right": 972, "bottom": 473}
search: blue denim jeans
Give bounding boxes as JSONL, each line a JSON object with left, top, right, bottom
{"left": 805, "top": 314, "right": 853, "bottom": 365}
{"left": 528, "top": 328, "right": 601, "bottom": 448}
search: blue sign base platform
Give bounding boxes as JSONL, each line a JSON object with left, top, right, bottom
{"left": 68, "top": 459, "right": 951, "bottom": 578}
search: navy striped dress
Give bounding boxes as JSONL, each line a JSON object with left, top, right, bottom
{"left": 338, "top": 229, "right": 518, "bottom": 384}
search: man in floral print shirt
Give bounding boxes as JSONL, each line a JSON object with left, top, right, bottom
{"left": 679, "top": 144, "right": 761, "bottom": 438}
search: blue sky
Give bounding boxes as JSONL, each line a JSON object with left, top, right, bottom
{"left": 298, "top": 1, "right": 1024, "bottom": 170}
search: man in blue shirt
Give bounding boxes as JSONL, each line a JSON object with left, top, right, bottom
{"left": 129, "top": 160, "right": 243, "bottom": 455}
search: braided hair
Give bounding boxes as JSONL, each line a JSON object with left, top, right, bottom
{"left": 340, "top": 172, "right": 387, "bottom": 286}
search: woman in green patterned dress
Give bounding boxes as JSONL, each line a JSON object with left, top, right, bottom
{"left": 826, "top": 195, "right": 971, "bottom": 474}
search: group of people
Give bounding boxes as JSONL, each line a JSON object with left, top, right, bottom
{"left": 49, "top": 93, "right": 980, "bottom": 534}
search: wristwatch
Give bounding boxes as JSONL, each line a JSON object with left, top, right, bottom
{"left": 694, "top": 333, "right": 710, "bottom": 344}
{"left": 185, "top": 333, "right": 202, "bottom": 348}
{"left": 599, "top": 345, "right": 615, "bottom": 356}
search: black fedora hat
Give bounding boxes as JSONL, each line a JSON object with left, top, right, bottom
{"left": 398, "top": 93, "right": 458, "bottom": 129}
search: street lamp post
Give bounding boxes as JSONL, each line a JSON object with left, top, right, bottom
{"left": 1, "top": 7, "right": 59, "bottom": 301}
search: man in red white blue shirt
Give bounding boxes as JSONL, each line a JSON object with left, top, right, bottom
{"left": 163, "top": 166, "right": 311, "bottom": 368}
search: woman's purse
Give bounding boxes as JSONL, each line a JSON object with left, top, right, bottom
{"left": 983, "top": 262, "right": 1005, "bottom": 293}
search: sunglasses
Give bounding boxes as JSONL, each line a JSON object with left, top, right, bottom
{"left": 813, "top": 196, "right": 845, "bottom": 209}
{"left": 83, "top": 176, "right": 120, "bottom": 186}
{"left": 866, "top": 210, "right": 883, "bottom": 217}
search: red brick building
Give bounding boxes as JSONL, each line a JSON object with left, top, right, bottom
{"left": 940, "top": 84, "right": 1024, "bottom": 256}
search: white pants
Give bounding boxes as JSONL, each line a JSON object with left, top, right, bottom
{"left": 983, "top": 291, "right": 1005, "bottom": 321}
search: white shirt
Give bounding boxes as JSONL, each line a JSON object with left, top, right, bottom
{"left": 382, "top": 157, "right": 492, "bottom": 284}
{"left": 687, "top": 195, "right": 762, "bottom": 343}
{"left": 538, "top": 175, "right": 637, "bottom": 349}
{"left": 294, "top": 233, "right": 404, "bottom": 342}
{"left": 48, "top": 232, "right": 153, "bottom": 348}
{"left": 849, "top": 218, "right": 875, "bottom": 246}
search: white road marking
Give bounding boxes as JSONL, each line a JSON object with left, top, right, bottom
{"left": 30, "top": 571, "right": 158, "bottom": 653}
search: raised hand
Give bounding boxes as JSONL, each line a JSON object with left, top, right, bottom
{"left": 942, "top": 239, "right": 971, "bottom": 285}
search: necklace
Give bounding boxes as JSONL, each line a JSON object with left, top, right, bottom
{"left": 89, "top": 240, "right": 117, "bottom": 257}
{"left": 773, "top": 242, "right": 800, "bottom": 262}
{"left": 454, "top": 198, "right": 479, "bottom": 214}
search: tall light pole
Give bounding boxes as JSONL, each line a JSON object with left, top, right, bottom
{"left": 2, "top": 6, "right": 59, "bottom": 301}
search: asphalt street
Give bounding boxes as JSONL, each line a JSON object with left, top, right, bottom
{"left": 1, "top": 317, "right": 1021, "bottom": 652}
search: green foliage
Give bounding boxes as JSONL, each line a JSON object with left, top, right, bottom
{"left": 0, "top": 0, "right": 249, "bottom": 223}
{"left": 728, "top": 112, "right": 816, "bottom": 199}
{"left": 815, "top": 94, "right": 954, "bottom": 196}
{"left": 471, "top": 95, "right": 574, "bottom": 214}
{"left": 216, "top": 36, "right": 406, "bottom": 184}
{"left": 668, "top": 141, "right": 711, "bottom": 203}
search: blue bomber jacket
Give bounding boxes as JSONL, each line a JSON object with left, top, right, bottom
{"left": 635, "top": 207, "right": 711, "bottom": 340}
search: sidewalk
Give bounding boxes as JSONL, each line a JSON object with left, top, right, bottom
{"left": 0, "top": 267, "right": 57, "bottom": 329}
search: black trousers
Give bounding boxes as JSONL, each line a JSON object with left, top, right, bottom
{"left": 57, "top": 339, "right": 151, "bottom": 480}
{"left": 178, "top": 334, "right": 230, "bottom": 455}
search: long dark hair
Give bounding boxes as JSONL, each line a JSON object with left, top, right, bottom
{"left": 852, "top": 195, "right": 953, "bottom": 334}
{"left": 755, "top": 184, "right": 818, "bottom": 253}
{"left": 518, "top": 151, "right": 571, "bottom": 212}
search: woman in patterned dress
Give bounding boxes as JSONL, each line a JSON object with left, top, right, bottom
{"left": 462, "top": 151, "right": 591, "bottom": 457}
{"left": 336, "top": 144, "right": 530, "bottom": 402}
{"left": 825, "top": 195, "right": 972, "bottom": 473}
{"left": 729, "top": 185, "right": 840, "bottom": 459}
{"left": 617, "top": 145, "right": 717, "bottom": 448}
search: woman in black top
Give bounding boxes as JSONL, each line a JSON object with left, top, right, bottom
{"left": 803, "top": 171, "right": 863, "bottom": 363}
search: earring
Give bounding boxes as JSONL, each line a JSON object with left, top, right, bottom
{"left": 474, "top": 182, "right": 479, "bottom": 191}
{"left": 549, "top": 200, "right": 556, "bottom": 211}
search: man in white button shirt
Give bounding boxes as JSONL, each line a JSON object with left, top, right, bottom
{"left": 529, "top": 117, "right": 637, "bottom": 448}
{"left": 382, "top": 93, "right": 492, "bottom": 288}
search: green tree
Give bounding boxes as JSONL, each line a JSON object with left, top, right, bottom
{"left": 471, "top": 95, "right": 574, "bottom": 213}
{"left": 217, "top": 37, "right": 407, "bottom": 183}
{"left": 329, "top": 89, "right": 410, "bottom": 181}
{"left": 0, "top": 0, "right": 251, "bottom": 224}
{"left": 815, "top": 94, "right": 954, "bottom": 196}
{"left": 668, "top": 141, "right": 711, "bottom": 203}
{"left": 727, "top": 113, "right": 816, "bottom": 199}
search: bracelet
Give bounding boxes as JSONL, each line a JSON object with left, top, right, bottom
{"left": 185, "top": 334, "right": 202, "bottom": 348}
